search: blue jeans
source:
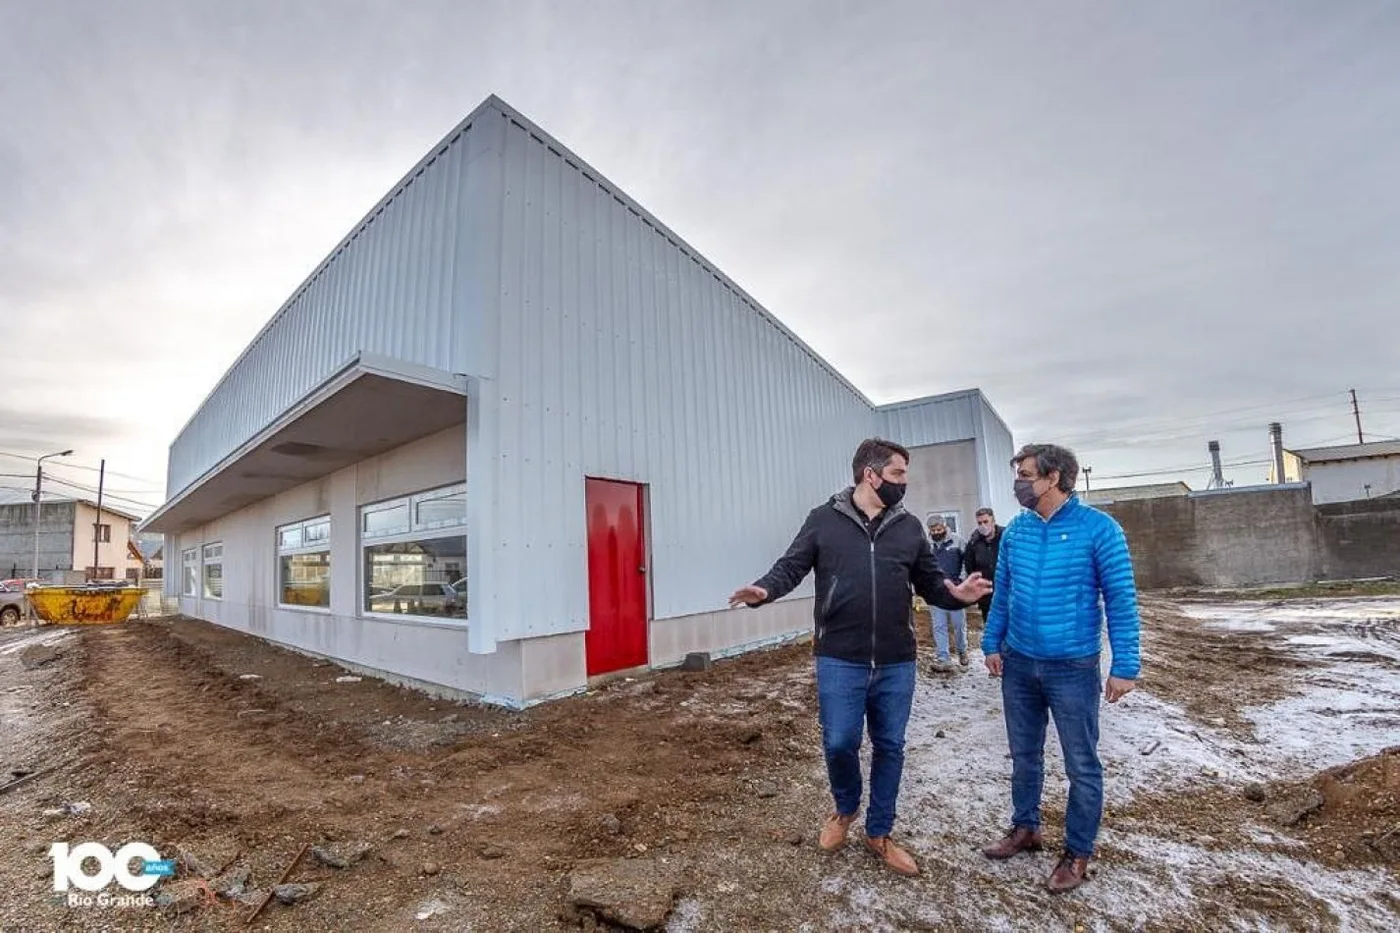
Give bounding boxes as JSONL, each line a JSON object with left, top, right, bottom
{"left": 1000, "top": 646, "right": 1103, "bottom": 858}
{"left": 931, "top": 608, "right": 967, "bottom": 661}
{"left": 815, "top": 656, "right": 916, "bottom": 838}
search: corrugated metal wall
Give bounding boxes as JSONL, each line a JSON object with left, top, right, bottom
{"left": 485, "top": 112, "right": 872, "bottom": 639}
{"left": 877, "top": 391, "right": 982, "bottom": 448}
{"left": 977, "top": 393, "right": 1020, "bottom": 521}
{"left": 876, "top": 390, "right": 1019, "bottom": 523}
{"left": 165, "top": 112, "right": 494, "bottom": 496}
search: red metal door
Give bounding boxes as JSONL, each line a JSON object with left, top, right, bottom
{"left": 584, "top": 478, "right": 649, "bottom": 676}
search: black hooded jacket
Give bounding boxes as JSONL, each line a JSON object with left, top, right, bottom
{"left": 962, "top": 525, "right": 1003, "bottom": 580}
{"left": 752, "top": 488, "right": 969, "bottom": 665}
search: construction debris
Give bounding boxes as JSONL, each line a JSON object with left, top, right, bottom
{"left": 566, "top": 857, "right": 688, "bottom": 931}
{"left": 273, "top": 883, "right": 320, "bottom": 906}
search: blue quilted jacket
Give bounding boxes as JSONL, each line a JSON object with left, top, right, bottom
{"left": 980, "top": 495, "right": 1142, "bottom": 679}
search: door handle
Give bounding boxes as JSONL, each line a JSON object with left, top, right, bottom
{"left": 638, "top": 566, "right": 647, "bottom": 574}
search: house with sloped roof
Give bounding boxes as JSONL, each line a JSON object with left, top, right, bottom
{"left": 1278, "top": 440, "right": 1400, "bottom": 504}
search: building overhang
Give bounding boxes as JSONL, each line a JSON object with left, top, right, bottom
{"left": 141, "top": 353, "right": 467, "bottom": 535}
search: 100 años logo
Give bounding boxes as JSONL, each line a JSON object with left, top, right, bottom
{"left": 50, "top": 842, "right": 174, "bottom": 908}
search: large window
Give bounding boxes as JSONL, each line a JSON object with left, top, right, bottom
{"left": 361, "top": 484, "right": 466, "bottom": 621}
{"left": 181, "top": 548, "right": 199, "bottom": 597}
{"left": 202, "top": 543, "right": 223, "bottom": 599}
{"left": 278, "top": 516, "right": 330, "bottom": 609}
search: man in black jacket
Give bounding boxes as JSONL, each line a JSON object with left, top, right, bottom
{"left": 729, "top": 438, "right": 991, "bottom": 877}
{"left": 962, "top": 507, "right": 1003, "bottom": 620}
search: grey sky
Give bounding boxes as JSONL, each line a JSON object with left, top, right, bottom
{"left": 3, "top": 0, "right": 1399, "bottom": 511}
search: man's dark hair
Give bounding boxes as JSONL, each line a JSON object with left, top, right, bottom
{"left": 975, "top": 507, "right": 995, "bottom": 518}
{"left": 1011, "top": 444, "right": 1079, "bottom": 494}
{"left": 852, "top": 438, "right": 910, "bottom": 485}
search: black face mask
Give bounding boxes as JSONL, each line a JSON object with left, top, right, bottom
{"left": 1014, "top": 478, "right": 1041, "bottom": 509}
{"left": 875, "top": 479, "right": 907, "bottom": 508}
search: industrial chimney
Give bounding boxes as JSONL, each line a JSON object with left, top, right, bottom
{"left": 1269, "top": 422, "right": 1286, "bottom": 484}
{"left": 1207, "top": 440, "right": 1225, "bottom": 489}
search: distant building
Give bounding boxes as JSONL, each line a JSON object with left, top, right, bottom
{"left": 1279, "top": 440, "right": 1400, "bottom": 504}
{"left": 0, "top": 490, "right": 143, "bottom": 581}
{"left": 127, "top": 533, "right": 165, "bottom": 582}
{"left": 1084, "top": 481, "right": 1192, "bottom": 506}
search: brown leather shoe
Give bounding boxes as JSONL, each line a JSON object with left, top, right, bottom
{"left": 864, "top": 835, "right": 920, "bottom": 876}
{"left": 818, "top": 813, "right": 856, "bottom": 852}
{"left": 981, "top": 826, "right": 1044, "bottom": 860}
{"left": 1047, "top": 854, "right": 1091, "bottom": 893}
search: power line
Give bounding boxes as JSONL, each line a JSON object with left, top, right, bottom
{"left": 1055, "top": 387, "right": 1400, "bottom": 449}
{"left": 0, "top": 450, "right": 163, "bottom": 489}
{"left": 1057, "top": 400, "right": 1357, "bottom": 448}
{"left": 41, "top": 476, "right": 159, "bottom": 511}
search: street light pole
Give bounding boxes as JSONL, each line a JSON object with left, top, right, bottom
{"left": 32, "top": 449, "right": 74, "bottom": 581}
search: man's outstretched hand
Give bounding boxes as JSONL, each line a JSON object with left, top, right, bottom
{"left": 728, "top": 584, "right": 768, "bottom": 609}
{"left": 947, "top": 572, "right": 993, "bottom": 604}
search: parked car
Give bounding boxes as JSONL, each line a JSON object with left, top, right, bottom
{"left": 368, "top": 582, "right": 464, "bottom": 617}
{"left": 0, "top": 582, "right": 27, "bottom": 625}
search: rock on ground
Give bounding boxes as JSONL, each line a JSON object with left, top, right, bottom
{"left": 1268, "top": 787, "right": 1325, "bottom": 827}
{"left": 18, "top": 645, "right": 61, "bottom": 670}
{"left": 273, "top": 882, "right": 321, "bottom": 905}
{"left": 567, "top": 857, "right": 688, "bottom": 931}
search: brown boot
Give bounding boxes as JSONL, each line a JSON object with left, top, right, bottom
{"left": 1047, "top": 854, "right": 1091, "bottom": 893}
{"left": 864, "top": 835, "right": 920, "bottom": 876}
{"left": 818, "top": 812, "right": 856, "bottom": 852}
{"left": 981, "top": 826, "right": 1044, "bottom": 860}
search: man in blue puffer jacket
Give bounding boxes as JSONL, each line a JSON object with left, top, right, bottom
{"left": 979, "top": 443, "right": 1141, "bottom": 894}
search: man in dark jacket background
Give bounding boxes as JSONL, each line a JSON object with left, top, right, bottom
{"left": 729, "top": 438, "right": 991, "bottom": 877}
{"left": 926, "top": 515, "right": 968, "bottom": 671}
{"left": 962, "top": 507, "right": 1003, "bottom": 621}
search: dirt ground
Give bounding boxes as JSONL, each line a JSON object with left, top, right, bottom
{"left": 1, "top": 587, "right": 1398, "bottom": 932}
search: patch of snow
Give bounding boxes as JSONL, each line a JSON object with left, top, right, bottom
{"left": 665, "top": 897, "right": 704, "bottom": 933}
{"left": 0, "top": 628, "right": 72, "bottom": 655}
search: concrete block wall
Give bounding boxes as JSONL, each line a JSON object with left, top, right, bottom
{"left": 0, "top": 501, "right": 77, "bottom": 578}
{"left": 1100, "top": 485, "right": 1400, "bottom": 589}
{"left": 1100, "top": 486, "right": 1323, "bottom": 589}
{"left": 1316, "top": 497, "right": 1400, "bottom": 580}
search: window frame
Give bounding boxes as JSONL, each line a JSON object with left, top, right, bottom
{"left": 276, "top": 515, "right": 332, "bottom": 613}
{"left": 201, "top": 542, "right": 223, "bottom": 600}
{"left": 359, "top": 483, "right": 467, "bottom": 624}
{"left": 180, "top": 547, "right": 199, "bottom": 597}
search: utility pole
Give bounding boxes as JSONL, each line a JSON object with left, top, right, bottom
{"left": 32, "top": 449, "right": 74, "bottom": 581}
{"left": 1350, "top": 388, "right": 1364, "bottom": 444}
{"left": 1083, "top": 466, "right": 1092, "bottom": 493}
{"left": 92, "top": 459, "right": 105, "bottom": 582}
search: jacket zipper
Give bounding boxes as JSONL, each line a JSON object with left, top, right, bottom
{"left": 868, "top": 537, "right": 877, "bottom": 669}
{"left": 867, "top": 513, "right": 899, "bottom": 669}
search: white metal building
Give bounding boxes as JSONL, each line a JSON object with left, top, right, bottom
{"left": 1282, "top": 440, "right": 1400, "bottom": 504}
{"left": 143, "top": 95, "right": 1015, "bottom": 707}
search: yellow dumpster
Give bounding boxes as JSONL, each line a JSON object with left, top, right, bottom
{"left": 27, "top": 586, "right": 144, "bottom": 625}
